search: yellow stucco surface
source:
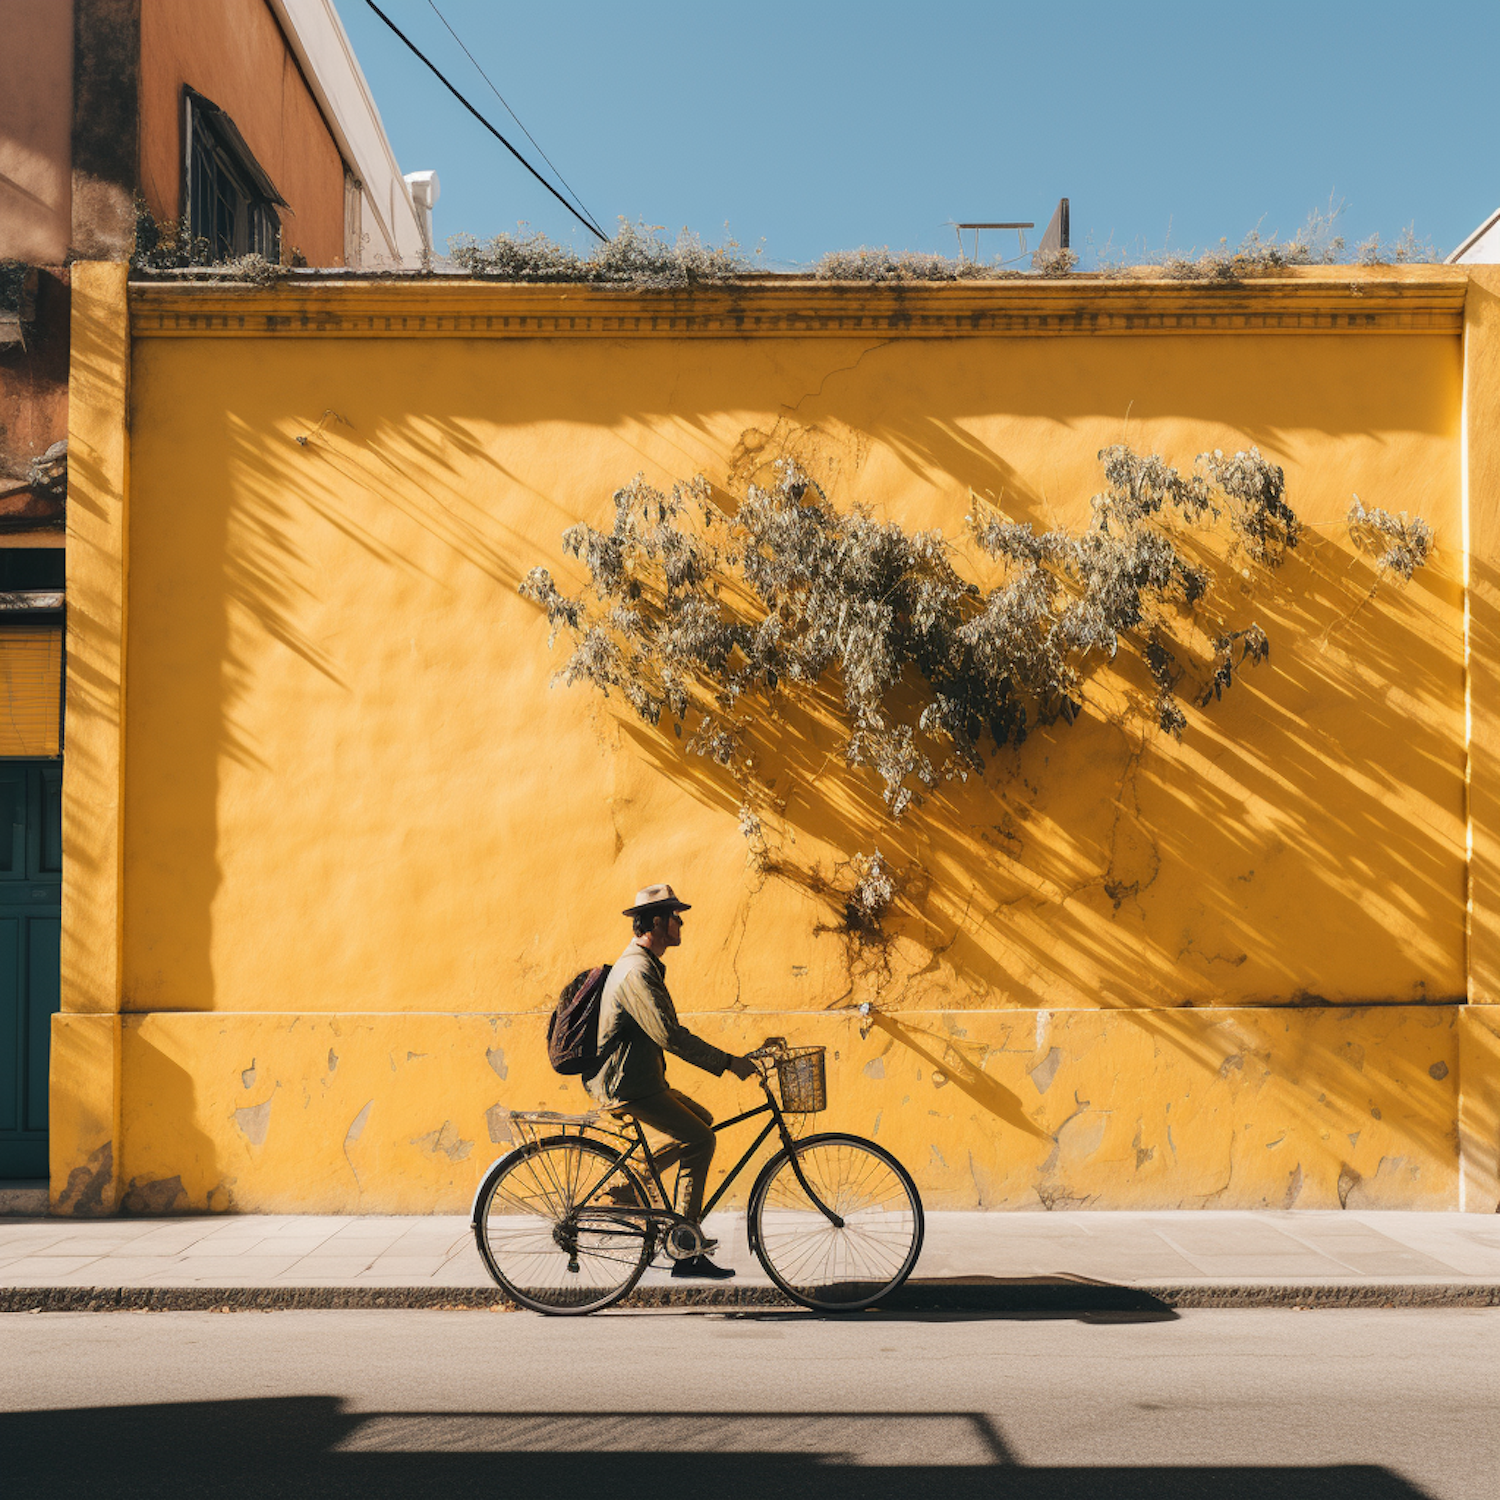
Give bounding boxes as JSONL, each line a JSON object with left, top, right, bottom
{"left": 51, "top": 270, "right": 1500, "bottom": 1212}
{"left": 118, "top": 1004, "right": 1459, "bottom": 1214}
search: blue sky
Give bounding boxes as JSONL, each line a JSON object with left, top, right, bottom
{"left": 338, "top": 0, "right": 1499, "bottom": 268}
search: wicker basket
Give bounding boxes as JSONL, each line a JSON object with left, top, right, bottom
{"left": 773, "top": 1046, "right": 828, "bottom": 1113}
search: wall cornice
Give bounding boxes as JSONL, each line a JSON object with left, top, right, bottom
{"left": 128, "top": 267, "right": 1472, "bottom": 340}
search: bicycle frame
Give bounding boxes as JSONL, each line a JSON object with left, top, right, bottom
{"left": 567, "top": 1072, "right": 844, "bottom": 1238}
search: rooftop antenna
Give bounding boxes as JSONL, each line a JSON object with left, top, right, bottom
{"left": 952, "top": 221, "right": 1033, "bottom": 262}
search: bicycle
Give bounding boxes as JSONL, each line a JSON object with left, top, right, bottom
{"left": 471, "top": 1037, "right": 924, "bottom": 1315}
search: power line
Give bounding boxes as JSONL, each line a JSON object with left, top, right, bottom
{"left": 361, "top": 0, "right": 607, "bottom": 243}
{"left": 424, "top": 0, "right": 603, "bottom": 244}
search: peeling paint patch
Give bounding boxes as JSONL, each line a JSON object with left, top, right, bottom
{"left": 486, "top": 1047, "right": 508, "bottom": 1081}
{"left": 1029, "top": 1047, "right": 1062, "bottom": 1094}
{"left": 929, "top": 1145, "right": 947, "bottom": 1169}
{"left": 234, "top": 1096, "right": 274, "bottom": 1147}
{"left": 1218, "top": 1054, "right": 1244, "bottom": 1078}
{"left": 55, "top": 1141, "right": 112, "bottom": 1216}
{"left": 931, "top": 1070, "right": 949, "bottom": 1089}
{"left": 485, "top": 1104, "right": 515, "bottom": 1144}
{"left": 412, "top": 1120, "right": 474, "bottom": 1162}
{"left": 123, "top": 1175, "right": 186, "bottom": 1215}
{"left": 1429, "top": 1060, "right": 1450, "bottom": 1081}
{"left": 1283, "top": 1164, "right": 1304, "bottom": 1208}
{"left": 871, "top": 1111, "right": 881, "bottom": 1138}
{"left": 345, "top": 1100, "right": 373, "bottom": 1146}
{"left": 241, "top": 1060, "right": 256, "bottom": 1089}
{"left": 327, "top": 1049, "right": 338, "bottom": 1072}
{"left": 1337, "top": 1163, "right": 1362, "bottom": 1209}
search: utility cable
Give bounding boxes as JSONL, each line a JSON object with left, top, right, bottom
{"left": 424, "top": 0, "right": 603, "bottom": 243}
{"left": 361, "top": 0, "right": 607, "bottom": 243}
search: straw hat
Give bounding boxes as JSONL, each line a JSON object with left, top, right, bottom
{"left": 622, "top": 882, "right": 692, "bottom": 917}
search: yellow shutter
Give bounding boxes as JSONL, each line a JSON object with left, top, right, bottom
{"left": 0, "top": 623, "right": 63, "bottom": 756}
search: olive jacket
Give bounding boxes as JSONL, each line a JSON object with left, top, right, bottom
{"left": 583, "top": 942, "right": 733, "bottom": 1106}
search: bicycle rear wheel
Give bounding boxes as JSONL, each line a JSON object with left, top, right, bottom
{"left": 748, "top": 1132, "right": 923, "bottom": 1312}
{"left": 473, "top": 1137, "right": 651, "bottom": 1315}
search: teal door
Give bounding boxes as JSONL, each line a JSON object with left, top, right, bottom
{"left": 0, "top": 762, "right": 61, "bottom": 1178}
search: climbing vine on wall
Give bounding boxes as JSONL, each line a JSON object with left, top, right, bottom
{"left": 521, "top": 447, "right": 1428, "bottom": 930}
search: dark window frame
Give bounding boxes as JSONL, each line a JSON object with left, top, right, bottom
{"left": 182, "top": 87, "right": 288, "bottom": 263}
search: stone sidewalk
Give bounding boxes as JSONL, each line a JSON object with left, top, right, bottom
{"left": 3, "top": 1209, "right": 1500, "bottom": 1309}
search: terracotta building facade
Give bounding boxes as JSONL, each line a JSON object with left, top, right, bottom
{"left": 0, "top": 0, "right": 431, "bottom": 1181}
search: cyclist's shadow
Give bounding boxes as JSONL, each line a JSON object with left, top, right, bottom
{"left": 622, "top": 1273, "right": 1183, "bottom": 1322}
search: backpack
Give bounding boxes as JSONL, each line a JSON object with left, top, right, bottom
{"left": 546, "top": 965, "right": 614, "bottom": 1076}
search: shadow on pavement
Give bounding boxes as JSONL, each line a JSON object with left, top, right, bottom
{"left": 630, "top": 1274, "right": 1182, "bottom": 1322}
{"left": 880, "top": 1275, "right": 1180, "bottom": 1318}
{"left": 2, "top": 1398, "right": 1435, "bottom": 1498}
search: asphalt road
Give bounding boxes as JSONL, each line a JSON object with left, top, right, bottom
{"left": 3, "top": 1306, "right": 1497, "bottom": 1499}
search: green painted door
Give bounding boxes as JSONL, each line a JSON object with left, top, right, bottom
{"left": 0, "top": 762, "right": 62, "bottom": 1178}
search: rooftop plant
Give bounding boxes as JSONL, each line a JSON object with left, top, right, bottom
{"left": 129, "top": 199, "right": 292, "bottom": 285}
{"left": 449, "top": 220, "right": 752, "bottom": 288}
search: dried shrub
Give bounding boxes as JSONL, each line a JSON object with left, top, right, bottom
{"left": 813, "top": 248, "right": 1021, "bottom": 283}
{"left": 1347, "top": 498, "right": 1435, "bottom": 581}
{"left": 1029, "top": 247, "right": 1079, "bottom": 277}
{"left": 1356, "top": 224, "right": 1442, "bottom": 266}
{"left": 1155, "top": 229, "right": 1341, "bottom": 283}
{"left": 129, "top": 199, "right": 287, "bottom": 286}
{"left": 1098, "top": 200, "right": 1442, "bottom": 281}
{"left": 521, "top": 445, "right": 1394, "bottom": 832}
{"left": 449, "top": 220, "right": 751, "bottom": 288}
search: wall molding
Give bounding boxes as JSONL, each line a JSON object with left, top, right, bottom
{"left": 129, "top": 268, "right": 1471, "bottom": 340}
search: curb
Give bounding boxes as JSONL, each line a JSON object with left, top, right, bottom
{"left": 4, "top": 1281, "right": 1500, "bottom": 1313}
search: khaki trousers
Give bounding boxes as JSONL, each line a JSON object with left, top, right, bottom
{"left": 616, "top": 1088, "right": 716, "bottom": 1221}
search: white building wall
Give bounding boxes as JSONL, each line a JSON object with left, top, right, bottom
{"left": 266, "top": 0, "right": 430, "bottom": 267}
{"left": 1449, "top": 209, "right": 1500, "bottom": 266}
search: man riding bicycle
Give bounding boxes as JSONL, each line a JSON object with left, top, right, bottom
{"left": 582, "top": 883, "right": 758, "bottom": 1281}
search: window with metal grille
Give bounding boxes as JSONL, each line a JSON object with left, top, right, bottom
{"left": 184, "top": 87, "right": 287, "bottom": 263}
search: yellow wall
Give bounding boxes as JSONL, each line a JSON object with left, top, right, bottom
{"left": 55, "top": 269, "right": 1500, "bottom": 1213}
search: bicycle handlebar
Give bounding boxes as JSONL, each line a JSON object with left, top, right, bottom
{"left": 745, "top": 1036, "right": 788, "bottom": 1081}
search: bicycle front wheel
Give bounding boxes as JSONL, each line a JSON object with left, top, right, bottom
{"left": 473, "top": 1137, "right": 651, "bottom": 1315}
{"left": 748, "top": 1132, "right": 923, "bottom": 1312}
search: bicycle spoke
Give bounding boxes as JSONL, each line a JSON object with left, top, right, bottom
{"left": 476, "top": 1139, "right": 651, "bottom": 1314}
{"left": 751, "top": 1136, "right": 922, "bottom": 1310}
